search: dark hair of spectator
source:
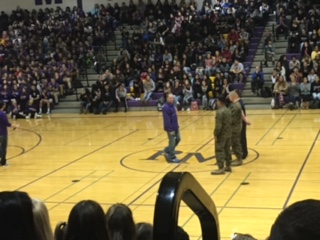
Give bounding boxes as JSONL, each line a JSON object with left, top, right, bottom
{"left": 136, "top": 222, "right": 153, "bottom": 240}
{"left": 0, "top": 191, "right": 38, "bottom": 240}
{"left": 269, "top": 199, "right": 320, "bottom": 240}
{"left": 64, "top": 200, "right": 109, "bottom": 240}
{"left": 106, "top": 203, "right": 136, "bottom": 240}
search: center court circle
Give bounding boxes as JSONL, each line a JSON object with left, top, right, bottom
{"left": 120, "top": 147, "right": 259, "bottom": 173}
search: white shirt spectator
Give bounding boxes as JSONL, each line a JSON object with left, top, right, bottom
{"left": 289, "top": 58, "right": 301, "bottom": 70}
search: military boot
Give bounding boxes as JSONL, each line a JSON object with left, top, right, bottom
{"left": 231, "top": 160, "right": 243, "bottom": 166}
{"left": 211, "top": 168, "right": 225, "bottom": 175}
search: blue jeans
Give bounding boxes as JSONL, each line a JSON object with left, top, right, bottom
{"left": 98, "top": 100, "right": 114, "bottom": 114}
{"left": 164, "top": 129, "right": 181, "bottom": 159}
{"left": 0, "top": 135, "right": 8, "bottom": 165}
{"left": 144, "top": 92, "right": 153, "bottom": 101}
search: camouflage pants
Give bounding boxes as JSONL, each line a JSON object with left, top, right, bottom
{"left": 230, "top": 131, "right": 243, "bottom": 161}
{"left": 215, "top": 137, "right": 231, "bottom": 169}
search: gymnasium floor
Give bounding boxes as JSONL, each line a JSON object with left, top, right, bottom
{"left": 1, "top": 109, "right": 320, "bottom": 239}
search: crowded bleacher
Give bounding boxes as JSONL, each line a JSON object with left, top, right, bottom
{"left": 0, "top": 0, "right": 274, "bottom": 116}
{"left": 269, "top": 1, "right": 320, "bottom": 109}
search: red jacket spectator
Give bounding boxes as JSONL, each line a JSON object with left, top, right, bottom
{"left": 227, "top": 29, "right": 239, "bottom": 44}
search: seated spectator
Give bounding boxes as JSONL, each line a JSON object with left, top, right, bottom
{"left": 311, "top": 45, "right": 320, "bottom": 60}
{"left": 229, "top": 59, "right": 245, "bottom": 83}
{"left": 251, "top": 66, "right": 264, "bottom": 94}
{"left": 287, "top": 75, "right": 301, "bottom": 108}
{"left": 136, "top": 222, "right": 153, "bottom": 240}
{"left": 289, "top": 57, "right": 301, "bottom": 73}
{"left": 273, "top": 75, "right": 289, "bottom": 108}
{"left": 308, "top": 68, "right": 317, "bottom": 83}
{"left": 287, "top": 31, "right": 300, "bottom": 53}
{"left": 172, "top": 80, "right": 183, "bottom": 107}
{"left": 300, "top": 77, "right": 312, "bottom": 109}
{"left": 200, "top": 80, "right": 210, "bottom": 110}
{"left": 142, "top": 75, "right": 155, "bottom": 104}
{"left": 227, "top": 28, "right": 239, "bottom": 45}
{"left": 264, "top": 40, "right": 275, "bottom": 67}
{"left": 62, "top": 200, "right": 108, "bottom": 240}
{"left": 268, "top": 199, "right": 320, "bottom": 240}
{"left": 25, "top": 98, "right": 41, "bottom": 119}
{"left": 106, "top": 203, "right": 136, "bottom": 240}
{"left": 115, "top": 84, "right": 128, "bottom": 112}
{"left": 32, "top": 199, "right": 54, "bottom": 240}
{"left": 132, "top": 76, "right": 143, "bottom": 100}
{"left": 182, "top": 80, "right": 193, "bottom": 111}
{"left": 221, "top": 78, "right": 234, "bottom": 99}
{"left": 38, "top": 88, "right": 53, "bottom": 115}
{"left": 311, "top": 75, "right": 320, "bottom": 100}
{"left": 0, "top": 191, "right": 37, "bottom": 240}
{"left": 80, "top": 88, "right": 92, "bottom": 114}
{"left": 239, "top": 28, "right": 250, "bottom": 44}
{"left": 98, "top": 83, "right": 115, "bottom": 114}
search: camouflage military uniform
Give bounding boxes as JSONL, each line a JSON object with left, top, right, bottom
{"left": 214, "top": 106, "right": 232, "bottom": 169}
{"left": 229, "top": 101, "right": 243, "bottom": 162}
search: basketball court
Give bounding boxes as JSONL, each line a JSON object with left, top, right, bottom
{"left": 1, "top": 109, "right": 319, "bottom": 239}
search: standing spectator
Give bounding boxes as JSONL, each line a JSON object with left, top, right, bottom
{"left": 115, "top": 84, "right": 128, "bottom": 112}
{"left": 211, "top": 96, "right": 232, "bottom": 175}
{"left": 162, "top": 93, "right": 181, "bottom": 163}
{"left": 0, "top": 100, "right": 19, "bottom": 166}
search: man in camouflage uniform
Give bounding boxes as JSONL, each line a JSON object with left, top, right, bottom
{"left": 211, "top": 96, "right": 232, "bottom": 175}
{"left": 229, "top": 90, "right": 243, "bottom": 166}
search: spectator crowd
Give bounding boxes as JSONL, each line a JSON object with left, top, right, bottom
{"left": 259, "top": 0, "right": 320, "bottom": 109}
{"left": 77, "top": 0, "right": 272, "bottom": 113}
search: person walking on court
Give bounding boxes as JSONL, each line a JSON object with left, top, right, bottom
{"left": 211, "top": 96, "right": 232, "bottom": 175}
{"left": 162, "top": 93, "right": 181, "bottom": 163}
{"left": 228, "top": 91, "right": 243, "bottom": 166}
{"left": 234, "top": 90, "right": 252, "bottom": 159}
{"left": 0, "top": 100, "right": 19, "bottom": 166}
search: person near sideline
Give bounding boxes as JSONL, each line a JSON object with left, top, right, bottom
{"left": 0, "top": 100, "right": 19, "bottom": 166}
{"left": 162, "top": 93, "right": 181, "bottom": 163}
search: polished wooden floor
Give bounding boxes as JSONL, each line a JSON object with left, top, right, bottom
{"left": 1, "top": 109, "right": 320, "bottom": 239}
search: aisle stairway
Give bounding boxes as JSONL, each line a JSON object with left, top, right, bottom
{"left": 241, "top": 14, "right": 286, "bottom": 108}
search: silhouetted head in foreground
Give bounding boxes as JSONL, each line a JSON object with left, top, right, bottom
{"left": 0, "top": 191, "right": 37, "bottom": 240}
{"left": 268, "top": 199, "right": 320, "bottom": 240}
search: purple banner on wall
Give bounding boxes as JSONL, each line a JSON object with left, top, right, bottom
{"left": 35, "top": 0, "right": 63, "bottom": 5}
